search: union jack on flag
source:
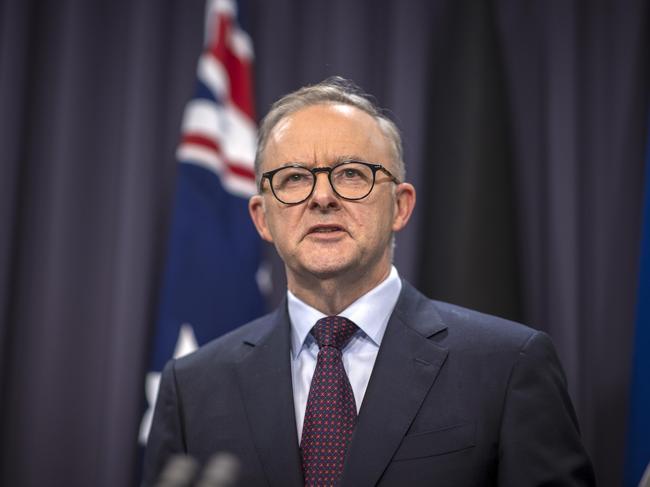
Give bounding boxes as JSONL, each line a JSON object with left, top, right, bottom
{"left": 140, "top": 0, "right": 265, "bottom": 444}
{"left": 177, "top": 0, "right": 257, "bottom": 195}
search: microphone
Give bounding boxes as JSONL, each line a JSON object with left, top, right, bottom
{"left": 154, "top": 455, "right": 199, "bottom": 487}
{"left": 154, "top": 452, "right": 240, "bottom": 487}
{"left": 195, "top": 453, "right": 240, "bottom": 487}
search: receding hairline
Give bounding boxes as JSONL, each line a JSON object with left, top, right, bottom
{"left": 254, "top": 78, "right": 405, "bottom": 183}
{"left": 263, "top": 102, "right": 395, "bottom": 163}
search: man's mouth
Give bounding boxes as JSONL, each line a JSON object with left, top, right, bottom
{"left": 307, "top": 224, "right": 346, "bottom": 235}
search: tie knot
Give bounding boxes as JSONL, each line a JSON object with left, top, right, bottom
{"left": 312, "top": 316, "right": 358, "bottom": 350}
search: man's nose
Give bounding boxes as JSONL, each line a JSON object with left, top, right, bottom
{"left": 308, "top": 172, "right": 339, "bottom": 209}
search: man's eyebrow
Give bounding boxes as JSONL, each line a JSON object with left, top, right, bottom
{"left": 279, "top": 161, "right": 307, "bottom": 167}
{"left": 333, "top": 155, "right": 372, "bottom": 164}
{"left": 275, "top": 155, "right": 372, "bottom": 168}
{"left": 335, "top": 155, "right": 369, "bottom": 162}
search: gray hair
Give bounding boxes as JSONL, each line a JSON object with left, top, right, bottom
{"left": 254, "top": 76, "right": 405, "bottom": 183}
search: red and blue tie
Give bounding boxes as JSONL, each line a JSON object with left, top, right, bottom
{"left": 300, "top": 316, "right": 359, "bottom": 486}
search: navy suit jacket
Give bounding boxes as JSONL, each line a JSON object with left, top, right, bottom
{"left": 143, "top": 281, "right": 595, "bottom": 486}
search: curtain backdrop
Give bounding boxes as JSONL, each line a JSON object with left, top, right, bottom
{"left": 0, "top": 1, "right": 647, "bottom": 486}
{"left": 0, "top": 1, "right": 205, "bottom": 485}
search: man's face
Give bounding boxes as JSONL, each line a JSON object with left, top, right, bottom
{"left": 249, "top": 104, "right": 415, "bottom": 287}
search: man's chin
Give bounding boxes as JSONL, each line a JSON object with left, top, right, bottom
{"left": 296, "top": 259, "right": 356, "bottom": 281}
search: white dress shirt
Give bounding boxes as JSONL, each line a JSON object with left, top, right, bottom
{"left": 288, "top": 266, "right": 402, "bottom": 442}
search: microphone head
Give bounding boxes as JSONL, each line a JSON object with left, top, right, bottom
{"left": 154, "top": 454, "right": 199, "bottom": 487}
{"left": 194, "top": 452, "right": 240, "bottom": 487}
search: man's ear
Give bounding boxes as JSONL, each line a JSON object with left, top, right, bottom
{"left": 249, "top": 194, "right": 274, "bottom": 243}
{"left": 391, "top": 182, "right": 416, "bottom": 232}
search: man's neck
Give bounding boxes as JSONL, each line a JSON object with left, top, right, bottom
{"left": 287, "top": 264, "right": 392, "bottom": 315}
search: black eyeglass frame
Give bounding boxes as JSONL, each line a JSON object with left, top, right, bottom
{"left": 259, "top": 160, "right": 401, "bottom": 205}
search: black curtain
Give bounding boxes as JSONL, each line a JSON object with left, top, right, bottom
{"left": 418, "top": 0, "right": 522, "bottom": 321}
{"left": 0, "top": 1, "right": 647, "bottom": 486}
{"left": 496, "top": 4, "right": 649, "bottom": 483}
{"left": 0, "top": 1, "right": 206, "bottom": 485}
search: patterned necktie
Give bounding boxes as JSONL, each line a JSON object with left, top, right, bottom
{"left": 300, "top": 316, "right": 359, "bottom": 487}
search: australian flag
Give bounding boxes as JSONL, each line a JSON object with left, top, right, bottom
{"left": 140, "top": 0, "right": 265, "bottom": 444}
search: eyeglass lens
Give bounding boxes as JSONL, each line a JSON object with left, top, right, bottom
{"left": 271, "top": 163, "right": 374, "bottom": 203}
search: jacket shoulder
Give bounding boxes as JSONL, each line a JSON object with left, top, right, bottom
{"left": 398, "top": 281, "right": 545, "bottom": 352}
{"left": 436, "top": 299, "right": 540, "bottom": 346}
{"left": 173, "top": 308, "right": 281, "bottom": 372}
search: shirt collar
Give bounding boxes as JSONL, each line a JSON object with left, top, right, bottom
{"left": 287, "top": 266, "right": 402, "bottom": 358}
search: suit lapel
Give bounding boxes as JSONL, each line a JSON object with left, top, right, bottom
{"left": 236, "top": 303, "right": 303, "bottom": 487}
{"left": 342, "top": 282, "right": 449, "bottom": 487}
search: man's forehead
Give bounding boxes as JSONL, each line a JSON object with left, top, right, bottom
{"left": 264, "top": 104, "right": 391, "bottom": 166}
{"left": 271, "top": 104, "right": 380, "bottom": 138}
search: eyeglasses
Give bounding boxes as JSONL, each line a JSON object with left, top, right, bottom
{"left": 260, "top": 160, "right": 401, "bottom": 205}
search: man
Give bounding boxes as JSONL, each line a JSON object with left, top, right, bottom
{"left": 144, "top": 77, "right": 595, "bottom": 486}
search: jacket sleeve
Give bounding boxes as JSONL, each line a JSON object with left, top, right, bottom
{"left": 142, "top": 359, "right": 186, "bottom": 486}
{"left": 497, "top": 331, "right": 596, "bottom": 486}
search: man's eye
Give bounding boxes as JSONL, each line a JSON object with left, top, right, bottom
{"left": 343, "top": 169, "right": 361, "bottom": 178}
{"left": 277, "top": 170, "right": 311, "bottom": 187}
